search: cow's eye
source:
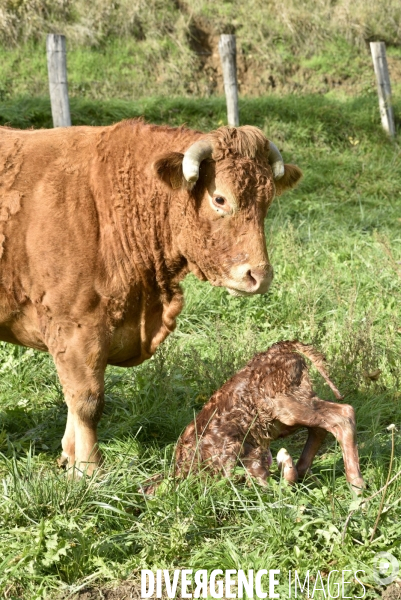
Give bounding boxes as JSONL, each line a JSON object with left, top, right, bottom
{"left": 212, "top": 196, "right": 230, "bottom": 212}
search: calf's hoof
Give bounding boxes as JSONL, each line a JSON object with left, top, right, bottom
{"left": 277, "top": 448, "right": 298, "bottom": 484}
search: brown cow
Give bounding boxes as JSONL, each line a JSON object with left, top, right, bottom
{"left": 171, "top": 341, "right": 364, "bottom": 494}
{"left": 0, "top": 120, "right": 302, "bottom": 475}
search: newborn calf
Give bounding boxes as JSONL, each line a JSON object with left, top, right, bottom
{"left": 174, "top": 341, "right": 364, "bottom": 493}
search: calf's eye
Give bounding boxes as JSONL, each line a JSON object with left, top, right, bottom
{"left": 215, "top": 196, "right": 225, "bottom": 205}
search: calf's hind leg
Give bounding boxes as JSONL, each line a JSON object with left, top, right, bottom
{"left": 274, "top": 397, "right": 364, "bottom": 493}
{"left": 296, "top": 427, "right": 328, "bottom": 479}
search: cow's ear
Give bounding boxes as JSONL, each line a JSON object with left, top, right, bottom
{"left": 274, "top": 164, "right": 303, "bottom": 196}
{"left": 153, "top": 152, "right": 185, "bottom": 190}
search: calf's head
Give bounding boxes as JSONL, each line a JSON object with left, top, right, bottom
{"left": 154, "top": 126, "right": 302, "bottom": 296}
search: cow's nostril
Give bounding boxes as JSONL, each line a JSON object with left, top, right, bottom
{"left": 247, "top": 270, "right": 257, "bottom": 286}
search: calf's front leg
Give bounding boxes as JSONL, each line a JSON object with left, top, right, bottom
{"left": 240, "top": 445, "right": 272, "bottom": 486}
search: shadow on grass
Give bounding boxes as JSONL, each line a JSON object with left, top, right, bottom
{"left": 1, "top": 94, "right": 399, "bottom": 145}
{"left": 1, "top": 371, "right": 397, "bottom": 484}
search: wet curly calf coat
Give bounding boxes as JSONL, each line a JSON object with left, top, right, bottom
{"left": 0, "top": 121, "right": 302, "bottom": 475}
{"left": 174, "top": 341, "right": 364, "bottom": 493}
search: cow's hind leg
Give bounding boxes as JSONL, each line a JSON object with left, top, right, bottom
{"left": 50, "top": 324, "right": 108, "bottom": 477}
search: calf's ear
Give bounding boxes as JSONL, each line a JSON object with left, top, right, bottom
{"left": 153, "top": 152, "right": 185, "bottom": 190}
{"left": 275, "top": 164, "right": 303, "bottom": 196}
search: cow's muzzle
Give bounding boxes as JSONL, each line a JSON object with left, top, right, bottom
{"left": 225, "top": 264, "right": 274, "bottom": 296}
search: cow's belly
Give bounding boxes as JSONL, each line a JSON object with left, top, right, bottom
{"left": 0, "top": 293, "right": 48, "bottom": 351}
{"left": 0, "top": 323, "right": 47, "bottom": 350}
{"left": 107, "top": 299, "right": 165, "bottom": 367}
{"left": 107, "top": 293, "right": 180, "bottom": 368}
{"left": 108, "top": 322, "right": 143, "bottom": 366}
{"left": 0, "top": 284, "right": 181, "bottom": 367}
{"left": 0, "top": 320, "right": 48, "bottom": 351}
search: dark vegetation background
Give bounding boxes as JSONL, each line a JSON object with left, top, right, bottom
{"left": 0, "top": 1, "right": 400, "bottom": 599}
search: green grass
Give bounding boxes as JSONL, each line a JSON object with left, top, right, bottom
{"left": 0, "top": 94, "right": 401, "bottom": 599}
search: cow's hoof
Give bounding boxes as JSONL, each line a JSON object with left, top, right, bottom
{"left": 66, "top": 467, "right": 86, "bottom": 480}
{"left": 68, "top": 462, "right": 103, "bottom": 479}
{"left": 254, "top": 476, "right": 269, "bottom": 488}
{"left": 139, "top": 473, "right": 164, "bottom": 495}
{"left": 350, "top": 479, "right": 366, "bottom": 497}
{"left": 57, "top": 454, "right": 102, "bottom": 479}
{"left": 57, "top": 452, "right": 70, "bottom": 469}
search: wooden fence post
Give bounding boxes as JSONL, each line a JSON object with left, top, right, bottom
{"left": 46, "top": 34, "right": 71, "bottom": 128}
{"left": 218, "top": 34, "right": 239, "bottom": 127}
{"left": 370, "top": 42, "right": 395, "bottom": 137}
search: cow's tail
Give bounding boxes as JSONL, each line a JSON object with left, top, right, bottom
{"left": 291, "top": 341, "right": 344, "bottom": 400}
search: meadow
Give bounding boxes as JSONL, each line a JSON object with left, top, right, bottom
{"left": 1, "top": 0, "right": 401, "bottom": 102}
{"left": 0, "top": 92, "right": 400, "bottom": 599}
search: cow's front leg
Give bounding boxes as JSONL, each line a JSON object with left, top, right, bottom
{"left": 58, "top": 408, "right": 75, "bottom": 468}
{"left": 64, "top": 381, "right": 105, "bottom": 477}
{"left": 50, "top": 325, "right": 108, "bottom": 476}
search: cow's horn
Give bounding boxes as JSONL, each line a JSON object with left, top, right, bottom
{"left": 268, "top": 141, "right": 285, "bottom": 180}
{"left": 182, "top": 140, "right": 213, "bottom": 183}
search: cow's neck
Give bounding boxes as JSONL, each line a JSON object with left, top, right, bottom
{"left": 95, "top": 178, "right": 187, "bottom": 305}
{"left": 99, "top": 192, "right": 187, "bottom": 296}
{"left": 93, "top": 123, "right": 193, "bottom": 338}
